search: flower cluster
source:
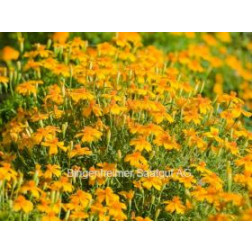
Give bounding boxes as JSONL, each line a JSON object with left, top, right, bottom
{"left": 0, "top": 32, "right": 251, "bottom": 221}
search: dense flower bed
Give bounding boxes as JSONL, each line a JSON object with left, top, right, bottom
{"left": 0, "top": 32, "right": 251, "bottom": 221}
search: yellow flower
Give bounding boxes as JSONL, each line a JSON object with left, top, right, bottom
{"left": 82, "top": 101, "right": 102, "bottom": 118}
{"left": 219, "top": 192, "right": 243, "bottom": 206}
{"left": 108, "top": 200, "right": 127, "bottom": 221}
{"left": 202, "top": 34, "right": 218, "bottom": 46}
{"left": 42, "top": 137, "right": 67, "bottom": 155}
{"left": 1, "top": 46, "right": 19, "bottom": 61}
{"left": 164, "top": 196, "right": 185, "bottom": 214}
{"left": 13, "top": 195, "right": 33, "bottom": 213}
{"left": 90, "top": 202, "right": 108, "bottom": 221}
{"left": 119, "top": 190, "right": 135, "bottom": 201}
{"left": 45, "top": 84, "right": 64, "bottom": 105}
{"left": 70, "top": 211, "right": 89, "bottom": 220}
{"left": 75, "top": 126, "right": 102, "bottom": 143}
{"left": 204, "top": 127, "right": 222, "bottom": 143}
{"left": 178, "top": 176, "right": 196, "bottom": 189}
{"left": 88, "top": 166, "right": 107, "bottom": 186}
{"left": 0, "top": 76, "right": 9, "bottom": 85}
{"left": 141, "top": 176, "right": 162, "bottom": 191}
{"left": 114, "top": 32, "right": 142, "bottom": 48}
{"left": 231, "top": 104, "right": 252, "bottom": 118}
{"left": 183, "top": 129, "right": 207, "bottom": 151}
{"left": 124, "top": 152, "right": 148, "bottom": 168}
{"left": 135, "top": 216, "right": 152, "bottom": 221}
{"left": 130, "top": 137, "right": 152, "bottom": 152}
{"left": 16, "top": 80, "right": 43, "bottom": 96}
{"left": 96, "top": 187, "right": 118, "bottom": 205}
{"left": 202, "top": 173, "right": 223, "bottom": 191}
{"left": 68, "top": 88, "right": 94, "bottom": 103}
{"left": 225, "top": 141, "right": 239, "bottom": 155}
{"left": 68, "top": 144, "right": 92, "bottom": 158}
{"left": 240, "top": 208, "right": 252, "bottom": 221}
{"left": 0, "top": 162, "right": 17, "bottom": 182}
{"left": 41, "top": 211, "right": 60, "bottom": 221}
{"left": 194, "top": 95, "right": 212, "bottom": 114}
{"left": 51, "top": 176, "right": 73, "bottom": 192}
{"left": 187, "top": 59, "right": 204, "bottom": 72}
{"left": 208, "top": 213, "right": 234, "bottom": 221}
{"left": 236, "top": 154, "right": 252, "bottom": 173}
{"left": 183, "top": 108, "right": 202, "bottom": 125}
{"left": 103, "top": 100, "right": 127, "bottom": 115}
{"left": 191, "top": 162, "right": 212, "bottom": 175}
{"left": 216, "top": 32, "right": 231, "bottom": 43}
{"left": 52, "top": 32, "right": 69, "bottom": 44}
{"left": 68, "top": 190, "right": 92, "bottom": 209}
{"left": 21, "top": 180, "right": 42, "bottom": 198}
{"left": 44, "top": 164, "right": 61, "bottom": 179}
{"left": 154, "top": 132, "right": 180, "bottom": 150}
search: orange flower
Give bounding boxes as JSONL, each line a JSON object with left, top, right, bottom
{"left": 90, "top": 202, "right": 108, "bottom": 221}
{"left": 183, "top": 129, "right": 207, "bottom": 151}
{"left": 82, "top": 101, "right": 102, "bottom": 117}
{"left": 68, "top": 144, "right": 92, "bottom": 158}
{"left": 75, "top": 126, "right": 102, "bottom": 143}
{"left": 124, "top": 152, "right": 148, "bottom": 168}
{"left": 52, "top": 32, "right": 69, "bottom": 44}
{"left": 13, "top": 195, "right": 33, "bottom": 213}
{"left": 183, "top": 108, "right": 202, "bottom": 125}
{"left": 202, "top": 173, "right": 223, "bottom": 190}
{"left": 42, "top": 137, "right": 67, "bottom": 155}
{"left": 231, "top": 104, "right": 252, "bottom": 118}
{"left": 68, "top": 190, "right": 92, "bottom": 209}
{"left": 44, "top": 164, "right": 61, "bottom": 179}
{"left": 194, "top": 95, "right": 212, "bottom": 114}
{"left": 96, "top": 187, "right": 118, "bottom": 205}
{"left": 202, "top": 34, "right": 218, "bottom": 46}
{"left": 0, "top": 162, "right": 17, "bottom": 182}
{"left": 88, "top": 166, "right": 107, "bottom": 186}
{"left": 51, "top": 176, "right": 73, "bottom": 192}
{"left": 0, "top": 76, "right": 9, "bottom": 85}
{"left": 164, "top": 196, "right": 185, "bottom": 214}
{"left": 135, "top": 216, "right": 152, "bottom": 221}
{"left": 41, "top": 211, "right": 60, "bottom": 221}
{"left": 204, "top": 127, "right": 222, "bottom": 143}
{"left": 16, "top": 80, "right": 43, "bottom": 96}
{"left": 45, "top": 84, "right": 64, "bottom": 105}
{"left": 216, "top": 32, "right": 231, "bottom": 43}
{"left": 108, "top": 200, "right": 127, "bottom": 221}
{"left": 141, "top": 176, "right": 162, "bottom": 191}
{"left": 68, "top": 88, "right": 94, "bottom": 103}
{"left": 187, "top": 59, "right": 204, "bottom": 72}
{"left": 178, "top": 176, "right": 196, "bottom": 189}
{"left": 33, "top": 127, "right": 60, "bottom": 144}
{"left": 119, "top": 190, "right": 135, "bottom": 201}
{"left": 1, "top": 46, "right": 19, "bottom": 61}
{"left": 114, "top": 32, "right": 142, "bottom": 48}
{"left": 21, "top": 180, "right": 42, "bottom": 198}
{"left": 240, "top": 208, "right": 252, "bottom": 221}
{"left": 225, "top": 141, "right": 239, "bottom": 155}
{"left": 103, "top": 100, "right": 127, "bottom": 115}
{"left": 154, "top": 132, "right": 180, "bottom": 150}
{"left": 70, "top": 211, "right": 89, "bottom": 220}
{"left": 236, "top": 154, "right": 252, "bottom": 173}
{"left": 130, "top": 137, "right": 152, "bottom": 152}
{"left": 209, "top": 214, "right": 233, "bottom": 221}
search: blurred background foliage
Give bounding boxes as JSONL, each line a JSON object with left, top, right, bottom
{"left": 1, "top": 32, "right": 252, "bottom": 51}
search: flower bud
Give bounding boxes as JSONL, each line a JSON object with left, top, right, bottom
{"left": 106, "top": 129, "right": 111, "bottom": 146}
{"left": 62, "top": 122, "right": 68, "bottom": 138}
{"left": 117, "top": 150, "right": 122, "bottom": 161}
